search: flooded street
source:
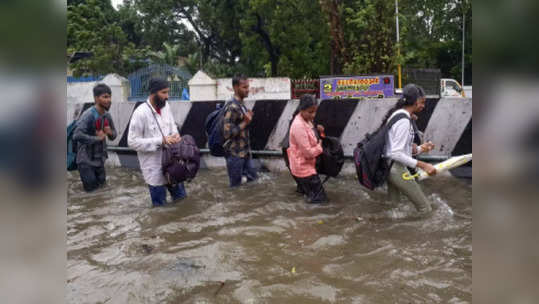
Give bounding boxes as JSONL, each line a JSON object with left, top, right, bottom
{"left": 67, "top": 167, "right": 471, "bottom": 303}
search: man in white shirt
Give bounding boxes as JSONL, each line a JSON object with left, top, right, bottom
{"left": 128, "top": 78, "right": 186, "bottom": 207}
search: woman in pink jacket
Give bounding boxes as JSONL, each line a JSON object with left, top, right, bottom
{"left": 287, "top": 94, "right": 328, "bottom": 204}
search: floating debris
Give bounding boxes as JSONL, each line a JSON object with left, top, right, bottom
{"left": 141, "top": 244, "right": 154, "bottom": 254}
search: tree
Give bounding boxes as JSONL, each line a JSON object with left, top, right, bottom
{"left": 240, "top": 0, "right": 331, "bottom": 78}
{"left": 66, "top": 0, "right": 472, "bottom": 81}
{"left": 320, "top": 0, "right": 349, "bottom": 74}
{"left": 342, "top": 0, "right": 398, "bottom": 74}
{"left": 149, "top": 42, "right": 182, "bottom": 65}
{"left": 399, "top": 0, "right": 472, "bottom": 83}
{"left": 68, "top": 0, "right": 149, "bottom": 77}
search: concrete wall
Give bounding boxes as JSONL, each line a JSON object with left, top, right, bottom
{"left": 66, "top": 72, "right": 471, "bottom": 176}
{"left": 188, "top": 70, "right": 217, "bottom": 101}
{"left": 68, "top": 98, "right": 472, "bottom": 175}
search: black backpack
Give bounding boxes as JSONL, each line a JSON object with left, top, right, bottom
{"left": 353, "top": 113, "right": 409, "bottom": 190}
{"left": 316, "top": 136, "right": 344, "bottom": 177}
{"left": 281, "top": 117, "right": 344, "bottom": 178}
{"left": 162, "top": 135, "right": 200, "bottom": 184}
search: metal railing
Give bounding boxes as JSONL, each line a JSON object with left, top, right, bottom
{"left": 107, "top": 146, "right": 449, "bottom": 161}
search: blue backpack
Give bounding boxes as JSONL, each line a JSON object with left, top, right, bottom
{"left": 67, "top": 120, "right": 78, "bottom": 171}
{"left": 205, "top": 100, "right": 237, "bottom": 157}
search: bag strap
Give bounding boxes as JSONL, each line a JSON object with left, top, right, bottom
{"left": 387, "top": 112, "right": 410, "bottom": 129}
{"left": 91, "top": 106, "right": 106, "bottom": 131}
{"left": 146, "top": 102, "right": 166, "bottom": 144}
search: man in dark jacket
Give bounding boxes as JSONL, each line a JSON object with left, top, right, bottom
{"left": 73, "top": 84, "right": 117, "bottom": 192}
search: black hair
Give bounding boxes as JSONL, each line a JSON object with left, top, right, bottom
{"left": 291, "top": 94, "right": 318, "bottom": 118}
{"left": 93, "top": 83, "right": 111, "bottom": 97}
{"left": 232, "top": 74, "right": 248, "bottom": 87}
{"left": 378, "top": 83, "right": 425, "bottom": 129}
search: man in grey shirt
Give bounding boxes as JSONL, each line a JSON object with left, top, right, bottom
{"left": 73, "top": 84, "right": 117, "bottom": 192}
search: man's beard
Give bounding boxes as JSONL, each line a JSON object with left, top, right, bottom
{"left": 154, "top": 95, "right": 167, "bottom": 109}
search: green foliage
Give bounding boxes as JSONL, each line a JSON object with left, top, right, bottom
{"left": 66, "top": 0, "right": 472, "bottom": 82}
{"left": 399, "top": 0, "right": 472, "bottom": 83}
{"left": 341, "top": 0, "right": 397, "bottom": 75}
{"left": 239, "top": 0, "right": 331, "bottom": 78}
{"left": 68, "top": 0, "right": 149, "bottom": 77}
{"left": 149, "top": 42, "right": 182, "bottom": 66}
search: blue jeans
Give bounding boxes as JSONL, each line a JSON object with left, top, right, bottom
{"left": 148, "top": 183, "right": 187, "bottom": 207}
{"left": 225, "top": 156, "right": 258, "bottom": 187}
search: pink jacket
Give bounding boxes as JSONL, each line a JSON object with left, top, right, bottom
{"left": 287, "top": 114, "right": 323, "bottom": 178}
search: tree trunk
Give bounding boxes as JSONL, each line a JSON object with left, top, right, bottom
{"left": 252, "top": 13, "right": 279, "bottom": 76}
{"left": 321, "top": 0, "right": 346, "bottom": 75}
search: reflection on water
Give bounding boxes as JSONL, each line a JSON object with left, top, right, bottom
{"left": 68, "top": 167, "right": 472, "bottom": 303}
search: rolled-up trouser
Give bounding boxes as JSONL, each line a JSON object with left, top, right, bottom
{"left": 294, "top": 174, "right": 328, "bottom": 204}
{"left": 387, "top": 162, "right": 431, "bottom": 213}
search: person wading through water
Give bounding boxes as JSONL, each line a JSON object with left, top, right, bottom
{"left": 382, "top": 83, "right": 436, "bottom": 215}
{"left": 222, "top": 75, "right": 258, "bottom": 187}
{"left": 73, "top": 83, "right": 117, "bottom": 192}
{"left": 128, "top": 78, "right": 187, "bottom": 207}
{"left": 287, "top": 94, "right": 328, "bottom": 204}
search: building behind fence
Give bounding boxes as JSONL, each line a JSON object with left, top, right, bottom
{"left": 127, "top": 64, "right": 192, "bottom": 100}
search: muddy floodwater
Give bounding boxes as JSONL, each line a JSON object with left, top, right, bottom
{"left": 67, "top": 167, "right": 472, "bottom": 303}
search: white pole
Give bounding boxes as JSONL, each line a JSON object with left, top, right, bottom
{"left": 395, "top": 0, "right": 401, "bottom": 88}
{"left": 462, "top": 0, "right": 465, "bottom": 85}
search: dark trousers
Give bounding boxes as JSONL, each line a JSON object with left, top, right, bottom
{"left": 78, "top": 164, "right": 106, "bottom": 192}
{"left": 295, "top": 174, "right": 328, "bottom": 204}
{"left": 148, "top": 183, "right": 187, "bottom": 207}
{"left": 225, "top": 155, "right": 258, "bottom": 187}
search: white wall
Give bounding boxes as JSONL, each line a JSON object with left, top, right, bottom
{"left": 217, "top": 78, "right": 291, "bottom": 101}
{"left": 67, "top": 74, "right": 128, "bottom": 105}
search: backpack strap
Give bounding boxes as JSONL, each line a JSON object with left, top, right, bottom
{"left": 91, "top": 106, "right": 100, "bottom": 120}
{"left": 146, "top": 102, "right": 166, "bottom": 144}
{"left": 91, "top": 106, "right": 107, "bottom": 134}
{"left": 383, "top": 112, "right": 410, "bottom": 168}
{"left": 387, "top": 112, "right": 410, "bottom": 129}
